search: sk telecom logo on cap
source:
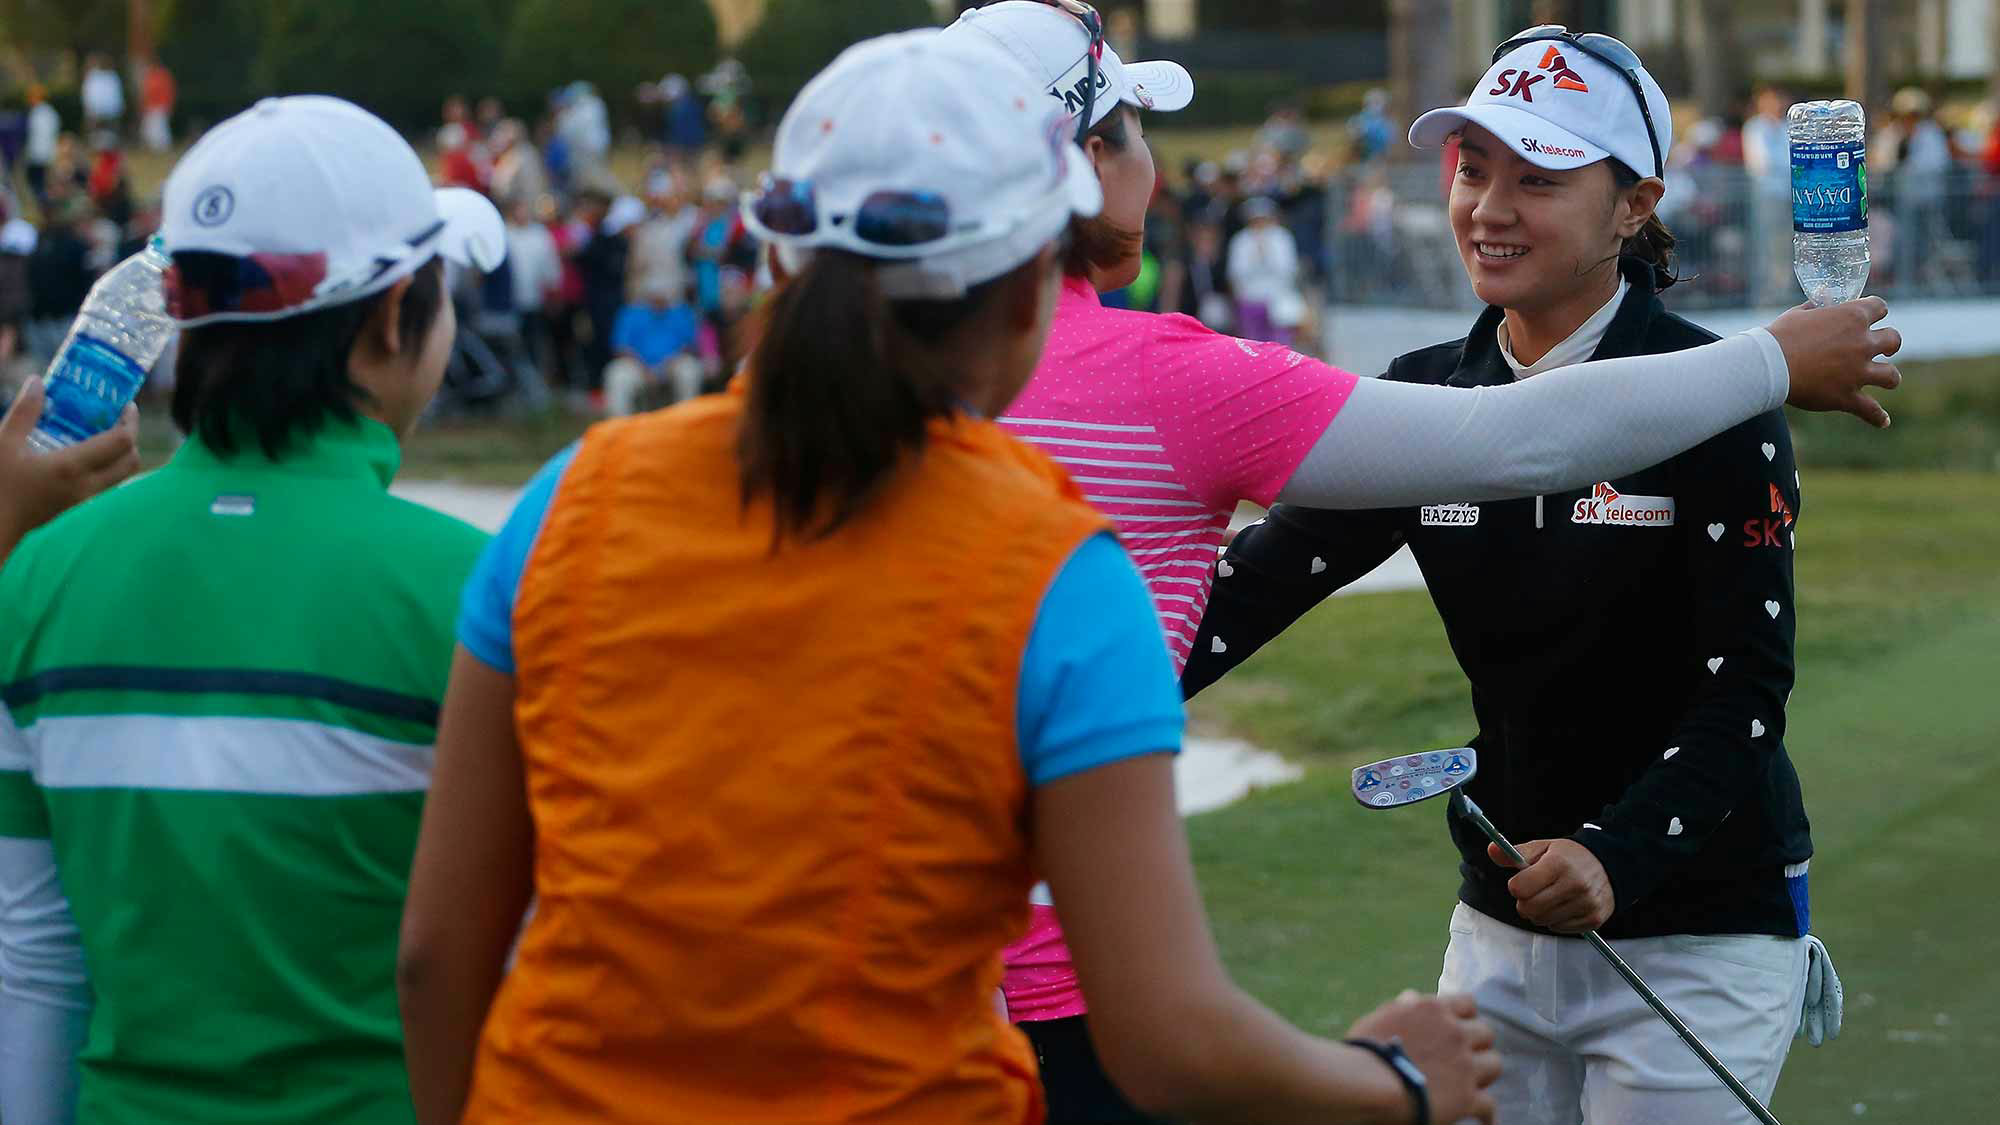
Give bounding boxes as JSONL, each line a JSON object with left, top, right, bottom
{"left": 1489, "top": 44, "right": 1590, "bottom": 103}
{"left": 1536, "top": 45, "right": 1589, "bottom": 92}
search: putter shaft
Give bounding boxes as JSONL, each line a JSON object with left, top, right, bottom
{"left": 1453, "top": 793, "right": 1783, "bottom": 1125}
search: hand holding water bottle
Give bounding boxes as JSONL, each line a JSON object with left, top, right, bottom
{"left": 1791, "top": 99, "right": 1870, "bottom": 304}
{"left": 27, "top": 237, "right": 176, "bottom": 452}
{"left": 0, "top": 376, "right": 140, "bottom": 566}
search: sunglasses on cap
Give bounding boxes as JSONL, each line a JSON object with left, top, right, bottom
{"left": 1038, "top": 0, "right": 1106, "bottom": 145}
{"left": 166, "top": 220, "right": 447, "bottom": 323}
{"left": 745, "top": 110, "right": 1072, "bottom": 256}
{"left": 1494, "top": 25, "right": 1663, "bottom": 179}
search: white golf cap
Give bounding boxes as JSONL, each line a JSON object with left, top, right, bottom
{"left": 944, "top": 0, "right": 1194, "bottom": 132}
{"left": 746, "top": 28, "right": 1102, "bottom": 300}
{"left": 161, "top": 95, "right": 505, "bottom": 327}
{"left": 1409, "top": 34, "right": 1671, "bottom": 181}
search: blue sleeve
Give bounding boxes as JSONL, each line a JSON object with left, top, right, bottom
{"left": 457, "top": 444, "right": 581, "bottom": 676}
{"left": 1018, "top": 532, "right": 1185, "bottom": 786}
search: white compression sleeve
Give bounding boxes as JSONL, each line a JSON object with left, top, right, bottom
{"left": 0, "top": 836, "right": 90, "bottom": 1125}
{"left": 1277, "top": 328, "right": 1789, "bottom": 508}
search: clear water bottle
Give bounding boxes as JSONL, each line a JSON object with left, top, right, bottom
{"left": 27, "top": 236, "right": 175, "bottom": 451}
{"left": 1789, "top": 100, "right": 1870, "bottom": 305}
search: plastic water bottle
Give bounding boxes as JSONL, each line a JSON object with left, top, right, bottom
{"left": 1789, "top": 100, "right": 1870, "bottom": 305}
{"left": 27, "top": 236, "right": 175, "bottom": 451}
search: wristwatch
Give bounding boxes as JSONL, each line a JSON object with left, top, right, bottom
{"left": 1345, "top": 1036, "right": 1431, "bottom": 1125}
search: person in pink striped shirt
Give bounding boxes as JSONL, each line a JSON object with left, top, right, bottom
{"left": 943, "top": 5, "right": 1902, "bottom": 1121}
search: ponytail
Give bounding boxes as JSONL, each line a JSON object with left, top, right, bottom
{"left": 1610, "top": 159, "right": 1684, "bottom": 292}
{"left": 737, "top": 250, "right": 1016, "bottom": 542}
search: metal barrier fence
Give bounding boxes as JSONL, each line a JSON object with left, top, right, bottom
{"left": 1317, "top": 164, "right": 2000, "bottom": 310}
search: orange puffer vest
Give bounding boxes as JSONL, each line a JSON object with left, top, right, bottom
{"left": 462, "top": 390, "right": 1110, "bottom": 1125}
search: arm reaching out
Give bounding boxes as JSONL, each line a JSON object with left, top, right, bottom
{"left": 1278, "top": 298, "right": 1900, "bottom": 510}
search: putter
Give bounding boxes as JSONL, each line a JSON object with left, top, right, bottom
{"left": 1350, "top": 749, "right": 1784, "bottom": 1125}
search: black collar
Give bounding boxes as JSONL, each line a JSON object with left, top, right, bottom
{"left": 1448, "top": 258, "right": 1664, "bottom": 389}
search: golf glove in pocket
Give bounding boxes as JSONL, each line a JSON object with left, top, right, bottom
{"left": 1797, "top": 934, "right": 1843, "bottom": 1046}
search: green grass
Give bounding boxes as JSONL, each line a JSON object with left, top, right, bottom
{"left": 1185, "top": 470, "right": 2000, "bottom": 1125}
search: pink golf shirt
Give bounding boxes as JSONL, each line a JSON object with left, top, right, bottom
{"left": 995, "top": 276, "right": 1358, "bottom": 1022}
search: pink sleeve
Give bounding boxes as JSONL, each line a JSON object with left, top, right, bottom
{"left": 1140, "top": 315, "right": 1360, "bottom": 511}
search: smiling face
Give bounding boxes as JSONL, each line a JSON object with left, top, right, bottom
{"left": 1449, "top": 124, "right": 1631, "bottom": 316}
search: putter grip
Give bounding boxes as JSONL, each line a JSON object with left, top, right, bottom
{"left": 1454, "top": 793, "right": 1528, "bottom": 866}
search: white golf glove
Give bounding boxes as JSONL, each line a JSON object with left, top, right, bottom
{"left": 1797, "top": 934, "right": 1844, "bottom": 1046}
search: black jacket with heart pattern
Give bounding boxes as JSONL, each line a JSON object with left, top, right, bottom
{"left": 1183, "top": 260, "right": 1813, "bottom": 941}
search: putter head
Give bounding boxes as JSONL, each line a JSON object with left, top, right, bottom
{"left": 1351, "top": 748, "right": 1478, "bottom": 810}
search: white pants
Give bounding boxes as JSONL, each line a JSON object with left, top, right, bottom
{"left": 1439, "top": 902, "right": 1807, "bottom": 1125}
{"left": 604, "top": 354, "right": 703, "bottom": 417}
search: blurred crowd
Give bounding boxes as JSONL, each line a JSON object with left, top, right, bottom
{"left": 0, "top": 54, "right": 174, "bottom": 392}
{"left": 425, "top": 60, "right": 762, "bottom": 418}
{"left": 7, "top": 52, "right": 2000, "bottom": 422}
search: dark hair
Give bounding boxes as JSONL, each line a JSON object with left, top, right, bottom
{"left": 738, "top": 250, "right": 1035, "bottom": 541}
{"left": 171, "top": 258, "right": 446, "bottom": 459}
{"left": 1064, "top": 106, "right": 1146, "bottom": 279}
{"left": 1609, "top": 159, "right": 1683, "bottom": 291}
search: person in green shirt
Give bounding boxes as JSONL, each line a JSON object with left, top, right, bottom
{"left": 0, "top": 95, "right": 503, "bottom": 1125}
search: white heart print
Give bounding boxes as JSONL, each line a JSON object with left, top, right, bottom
{"left": 1762, "top": 442, "right": 1777, "bottom": 461}
{"left": 1216, "top": 559, "right": 1234, "bottom": 578}
{"left": 1750, "top": 719, "right": 1766, "bottom": 737}
{"left": 1210, "top": 636, "right": 1227, "bottom": 654}
{"left": 1707, "top": 523, "right": 1724, "bottom": 542}
{"left": 1310, "top": 557, "right": 1327, "bottom": 575}
{"left": 1765, "top": 600, "right": 1781, "bottom": 619}
{"left": 1668, "top": 816, "right": 1684, "bottom": 836}
{"left": 1706, "top": 657, "right": 1725, "bottom": 674}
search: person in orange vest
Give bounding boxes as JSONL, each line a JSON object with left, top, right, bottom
{"left": 398, "top": 28, "right": 1500, "bottom": 1125}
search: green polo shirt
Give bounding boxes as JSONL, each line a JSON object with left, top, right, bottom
{"left": 0, "top": 417, "right": 488, "bottom": 1125}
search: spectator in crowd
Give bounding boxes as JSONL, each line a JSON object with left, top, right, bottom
{"left": 687, "top": 176, "right": 747, "bottom": 317}
{"left": 1740, "top": 86, "right": 1793, "bottom": 304}
{"left": 475, "top": 97, "right": 504, "bottom": 140}
{"left": 25, "top": 194, "right": 94, "bottom": 359}
{"left": 1977, "top": 101, "right": 2000, "bottom": 280}
{"left": 602, "top": 275, "right": 705, "bottom": 415}
{"left": 47, "top": 133, "right": 90, "bottom": 206}
{"left": 87, "top": 131, "right": 131, "bottom": 230}
{"left": 505, "top": 197, "right": 562, "bottom": 374}
{"left": 437, "top": 123, "right": 488, "bottom": 194}
{"left": 79, "top": 54, "right": 124, "bottom": 135}
{"left": 1227, "top": 195, "right": 1304, "bottom": 345}
{"left": 23, "top": 86, "right": 58, "bottom": 211}
{"left": 1347, "top": 87, "right": 1395, "bottom": 164}
{"left": 542, "top": 194, "right": 589, "bottom": 390}
{"left": 1880, "top": 87, "right": 1955, "bottom": 292}
{"left": 576, "top": 189, "right": 631, "bottom": 392}
{"left": 1257, "top": 101, "right": 1310, "bottom": 162}
{"left": 1178, "top": 218, "right": 1232, "bottom": 329}
{"left": 442, "top": 94, "right": 475, "bottom": 140}
{"left": 557, "top": 82, "right": 612, "bottom": 191}
{"left": 486, "top": 120, "right": 548, "bottom": 215}
{"left": 626, "top": 171, "right": 697, "bottom": 306}
{"left": 659, "top": 73, "right": 707, "bottom": 159}
{"left": 139, "top": 60, "right": 176, "bottom": 152}
{"left": 0, "top": 198, "right": 34, "bottom": 377}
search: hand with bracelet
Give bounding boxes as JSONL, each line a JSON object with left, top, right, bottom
{"left": 1347, "top": 990, "right": 1500, "bottom": 1124}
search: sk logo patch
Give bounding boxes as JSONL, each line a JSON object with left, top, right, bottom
{"left": 1572, "top": 481, "right": 1675, "bottom": 527}
{"left": 1537, "top": 46, "right": 1591, "bottom": 93}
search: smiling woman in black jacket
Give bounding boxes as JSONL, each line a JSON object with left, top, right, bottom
{"left": 1184, "top": 29, "right": 1848, "bottom": 1125}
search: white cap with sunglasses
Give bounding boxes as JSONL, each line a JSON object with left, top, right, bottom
{"left": 742, "top": 28, "right": 1102, "bottom": 300}
{"left": 943, "top": 0, "right": 1194, "bottom": 136}
{"left": 1409, "top": 27, "right": 1671, "bottom": 184}
{"left": 160, "top": 95, "right": 505, "bottom": 327}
